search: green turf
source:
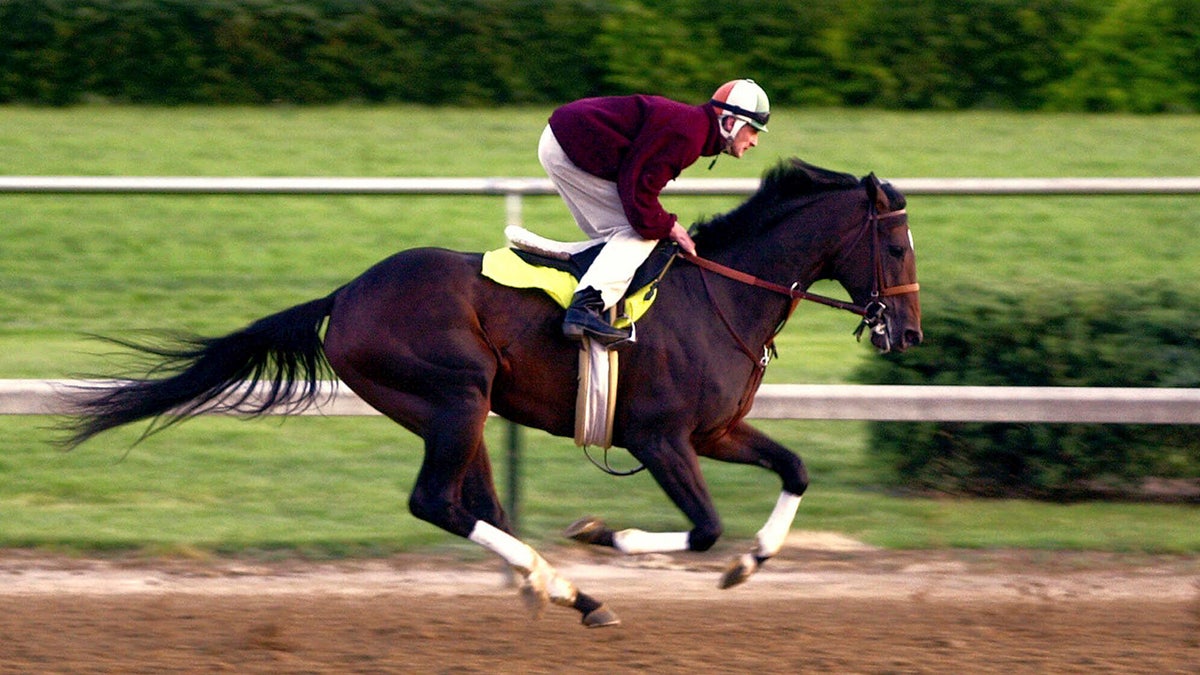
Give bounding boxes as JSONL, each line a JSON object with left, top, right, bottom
{"left": 2, "top": 105, "right": 1198, "bottom": 555}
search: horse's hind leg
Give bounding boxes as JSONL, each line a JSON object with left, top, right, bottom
{"left": 342, "top": 374, "right": 618, "bottom": 628}
{"left": 461, "top": 448, "right": 511, "bottom": 531}
{"left": 415, "top": 418, "right": 617, "bottom": 627}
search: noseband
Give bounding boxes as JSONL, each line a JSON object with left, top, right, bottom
{"left": 678, "top": 202, "right": 919, "bottom": 362}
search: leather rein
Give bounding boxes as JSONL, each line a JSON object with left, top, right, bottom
{"left": 678, "top": 205, "right": 918, "bottom": 365}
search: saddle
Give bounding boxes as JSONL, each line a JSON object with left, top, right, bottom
{"left": 481, "top": 226, "right": 678, "bottom": 329}
{"left": 482, "top": 226, "right": 679, "bottom": 449}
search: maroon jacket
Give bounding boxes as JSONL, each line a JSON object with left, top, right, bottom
{"left": 548, "top": 95, "right": 724, "bottom": 240}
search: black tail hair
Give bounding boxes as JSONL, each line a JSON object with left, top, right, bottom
{"left": 63, "top": 293, "right": 336, "bottom": 449}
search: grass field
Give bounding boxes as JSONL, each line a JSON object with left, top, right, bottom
{"left": 2, "top": 106, "right": 1199, "bottom": 555}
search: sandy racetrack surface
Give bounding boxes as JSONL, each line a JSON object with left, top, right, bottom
{"left": 2, "top": 537, "right": 1198, "bottom": 674}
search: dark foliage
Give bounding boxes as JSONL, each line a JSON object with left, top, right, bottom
{"left": 0, "top": 0, "right": 1195, "bottom": 111}
{"left": 853, "top": 282, "right": 1200, "bottom": 499}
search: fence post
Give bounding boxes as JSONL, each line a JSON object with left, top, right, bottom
{"left": 503, "top": 189, "right": 526, "bottom": 534}
{"left": 506, "top": 420, "right": 523, "bottom": 534}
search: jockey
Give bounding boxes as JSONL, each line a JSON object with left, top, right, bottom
{"left": 538, "top": 79, "right": 770, "bottom": 346}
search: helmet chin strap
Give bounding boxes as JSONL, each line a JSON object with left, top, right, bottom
{"left": 710, "top": 115, "right": 746, "bottom": 168}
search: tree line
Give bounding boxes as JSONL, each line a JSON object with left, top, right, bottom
{"left": 1, "top": 0, "right": 1197, "bottom": 111}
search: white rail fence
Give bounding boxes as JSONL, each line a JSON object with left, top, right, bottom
{"left": 3, "top": 175, "right": 1200, "bottom": 195}
{"left": 5, "top": 380, "right": 1200, "bottom": 424}
{"left": 4, "top": 175, "right": 1199, "bottom": 232}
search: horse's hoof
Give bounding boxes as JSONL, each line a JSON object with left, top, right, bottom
{"left": 581, "top": 604, "right": 621, "bottom": 628}
{"left": 564, "top": 516, "right": 609, "bottom": 545}
{"left": 718, "top": 553, "right": 758, "bottom": 589}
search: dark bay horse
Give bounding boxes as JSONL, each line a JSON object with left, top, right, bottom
{"left": 65, "top": 158, "right": 921, "bottom": 628}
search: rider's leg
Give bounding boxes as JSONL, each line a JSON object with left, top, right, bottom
{"left": 538, "top": 126, "right": 627, "bottom": 240}
{"left": 563, "top": 230, "right": 657, "bottom": 343}
{"left": 538, "top": 126, "right": 658, "bottom": 344}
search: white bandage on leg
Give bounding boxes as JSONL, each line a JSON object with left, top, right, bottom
{"left": 469, "top": 521, "right": 536, "bottom": 571}
{"left": 470, "top": 521, "right": 577, "bottom": 607}
{"left": 754, "top": 492, "right": 802, "bottom": 558}
{"left": 612, "top": 528, "right": 691, "bottom": 554}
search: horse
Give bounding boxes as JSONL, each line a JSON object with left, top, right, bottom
{"left": 64, "top": 158, "right": 921, "bottom": 628}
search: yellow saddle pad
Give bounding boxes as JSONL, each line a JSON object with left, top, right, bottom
{"left": 481, "top": 247, "right": 665, "bottom": 327}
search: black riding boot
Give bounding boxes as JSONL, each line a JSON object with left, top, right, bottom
{"left": 563, "top": 287, "right": 630, "bottom": 345}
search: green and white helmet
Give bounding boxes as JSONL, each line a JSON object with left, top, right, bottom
{"left": 710, "top": 79, "right": 770, "bottom": 147}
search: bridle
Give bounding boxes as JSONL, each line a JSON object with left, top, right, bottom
{"left": 850, "top": 204, "right": 921, "bottom": 348}
{"left": 678, "top": 201, "right": 919, "bottom": 364}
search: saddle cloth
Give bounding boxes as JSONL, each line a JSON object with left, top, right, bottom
{"left": 481, "top": 226, "right": 678, "bottom": 447}
{"left": 481, "top": 226, "right": 677, "bottom": 329}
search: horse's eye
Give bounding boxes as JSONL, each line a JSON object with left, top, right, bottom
{"left": 888, "top": 245, "right": 906, "bottom": 259}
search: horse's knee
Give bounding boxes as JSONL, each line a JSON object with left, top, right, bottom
{"left": 688, "top": 523, "right": 723, "bottom": 552}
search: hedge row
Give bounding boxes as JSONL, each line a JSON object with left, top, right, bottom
{"left": 1, "top": 0, "right": 1198, "bottom": 111}
{"left": 852, "top": 283, "right": 1200, "bottom": 500}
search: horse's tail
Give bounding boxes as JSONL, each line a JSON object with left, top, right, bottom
{"left": 63, "top": 293, "right": 338, "bottom": 449}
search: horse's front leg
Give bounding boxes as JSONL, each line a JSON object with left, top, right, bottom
{"left": 719, "top": 490, "right": 803, "bottom": 588}
{"left": 697, "top": 421, "right": 809, "bottom": 588}
{"left": 570, "top": 490, "right": 801, "bottom": 585}
{"left": 567, "top": 435, "right": 724, "bottom": 555}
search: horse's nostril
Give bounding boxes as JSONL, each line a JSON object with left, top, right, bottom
{"left": 905, "top": 329, "right": 923, "bottom": 347}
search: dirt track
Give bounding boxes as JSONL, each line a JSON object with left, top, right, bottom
{"left": 1, "top": 539, "right": 1198, "bottom": 674}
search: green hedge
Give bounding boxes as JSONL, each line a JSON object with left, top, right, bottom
{"left": 852, "top": 283, "right": 1200, "bottom": 500}
{"left": 0, "top": 0, "right": 611, "bottom": 105}
{"left": 1, "top": 0, "right": 1197, "bottom": 111}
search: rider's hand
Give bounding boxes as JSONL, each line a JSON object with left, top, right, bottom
{"left": 669, "top": 222, "right": 697, "bottom": 256}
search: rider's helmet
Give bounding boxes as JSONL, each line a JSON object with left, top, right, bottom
{"left": 710, "top": 79, "right": 770, "bottom": 150}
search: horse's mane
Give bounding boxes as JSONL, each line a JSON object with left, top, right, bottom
{"left": 691, "top": 158, "right": 863, "bottom": 251}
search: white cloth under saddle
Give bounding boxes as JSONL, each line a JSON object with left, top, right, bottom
{"left": 574, "top": 337, "right": 618, "bottom": 448}
{"left": 504, "top": 225, "right": 596, "bottom": 260}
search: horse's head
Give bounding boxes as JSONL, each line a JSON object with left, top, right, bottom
{"left": 690, "top": 159, "right": 922, "bottom": 354}
{"left": 828, "top": 174, "right": 923, "bottom": 353}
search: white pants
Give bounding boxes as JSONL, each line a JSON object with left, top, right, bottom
{"left": 538, "top": 125, "right": 659, "bottom": 309}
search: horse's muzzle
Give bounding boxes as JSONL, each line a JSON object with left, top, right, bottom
{"left": 867, "top": 318, "right": 922, "bottom": 354}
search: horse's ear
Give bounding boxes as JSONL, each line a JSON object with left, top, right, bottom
{"left": 865, "top": 172, "right": 891, "bottom": 212}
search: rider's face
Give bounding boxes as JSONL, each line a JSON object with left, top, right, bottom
{"left": 727, "top": 124, "right": 759, "bottom": 158}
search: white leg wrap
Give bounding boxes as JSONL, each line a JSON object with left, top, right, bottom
{"left": 613, "top": 528, "right": 691, "bottom": 554}
{"left": 469, "top": 521, "right": 577, "bottom": 606}
{"left": 469, "top": 521, "right": 536, "bottom": 571}
{"left": 754, "top": 492, "right": 802, "bottom": 558}
{"left": 527, "top": 554, "right": 578, "bottom": 605}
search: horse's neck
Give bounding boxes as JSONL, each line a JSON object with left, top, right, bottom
{"left": 692, "top": 235, "right": 827, "bottom": 347}
{"left": 709, "top": 216, "right": 831, "bottom": 291}
{"left": 686, "top": 189, "right": 862, "bottom": 345}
